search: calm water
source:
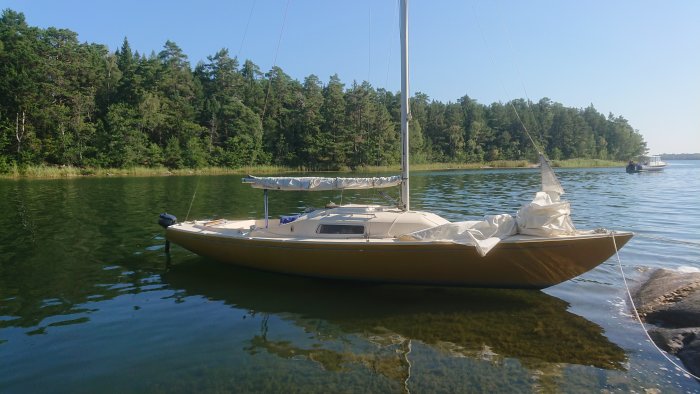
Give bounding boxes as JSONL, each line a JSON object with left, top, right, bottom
{"left": 1, "top": 161, "right": 699, "bottom": 393}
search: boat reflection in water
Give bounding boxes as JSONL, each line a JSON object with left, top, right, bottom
{"left": 163, "top": 260, "right": 626, "bottom": 391}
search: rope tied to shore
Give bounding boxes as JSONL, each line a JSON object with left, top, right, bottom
{"left": 611, "top": 232, "right": 700, "bottom": 381}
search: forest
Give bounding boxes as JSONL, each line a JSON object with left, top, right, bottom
{"left": 0, "top": 9, "right": 647, "bottom": 173}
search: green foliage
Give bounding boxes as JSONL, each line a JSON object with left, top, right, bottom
{"left": 98, "top": 104, "right": 146, "bottom": 167}
{"left": 0, "top": 8, "right": 648, "bottom": 171}
{"left": 0, "top": 154, "right": 12, "bottom": 174}
{"left": 163, "top": 136, "right": 183, "bottom": 169}
{"left": 184, "top": 137, "right": 207, "bottom": 168}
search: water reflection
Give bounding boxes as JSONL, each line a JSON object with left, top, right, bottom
{"left": 163, "top": 260, "right": 626, "bottom": 386}
{"left": 3, "top": 164, "right": 698, "bottom": 391}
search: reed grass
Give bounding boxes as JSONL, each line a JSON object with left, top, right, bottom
{"left": 0, "top": 164, "right": 312, "bottom": 179}
{"left": 0, "top": 159, "right": 624, "bottom": 180}
{"left": 352, "top": 160, "right": 536, "bottom": 173}
{"left": 551, "top": 159, "right": 623, "bottom": 168}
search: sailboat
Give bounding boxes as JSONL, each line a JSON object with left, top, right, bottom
{"left": 162, "top": 0, "right": 632, "bottom": 289}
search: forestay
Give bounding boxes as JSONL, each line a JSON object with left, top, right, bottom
{"left": 397, "top": 154, "right": 577, "bottom": 256}
{"left": 242, "top": 175, "right": 402, "bottom": 191}
{"left": 539, "top": 154, "right": 565, "bottom": 197}
{"left": 517, "top": 155, "right": 576, "bottom": 237}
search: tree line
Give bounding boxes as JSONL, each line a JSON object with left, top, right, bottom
{"left": 0, "top": 9, "right": 647, "bottom": 172}
{"left": 661, "top": 153, "right": 699, "bottom": 160}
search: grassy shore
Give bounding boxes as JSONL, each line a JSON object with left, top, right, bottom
{"left": 0, "top": 159, "right": 624, "bottom": 180}
{"left": 0, "top": 164, "right": 293, "bottom": 179}
{"left": 550, "top": 158, "right": 622, "bottom": 168}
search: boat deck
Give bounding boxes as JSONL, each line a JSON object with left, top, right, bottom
{"left": 172, "top": 219, "right": 623, "bottom": 245}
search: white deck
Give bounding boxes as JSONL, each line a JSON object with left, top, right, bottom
{"left": 169, "top": 205, "right": 617, "bottom": 246}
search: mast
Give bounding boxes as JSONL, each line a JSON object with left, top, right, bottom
{"left": 399, "top": 0, "right": 410, "bottom": 211}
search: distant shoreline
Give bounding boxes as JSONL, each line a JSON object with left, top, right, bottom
{"left": 0, "top": 159, "right": 625, "bottom": 180}
{"left": 660, "top": 153, "right": 700, "bottom": 160}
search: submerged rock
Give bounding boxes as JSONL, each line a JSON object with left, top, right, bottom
{"left": 633, "top": 268, "right": 700, "bottom": 378}
{"left": 678, "top": 333, "right": 700, "bottom": 378}
{"left": 648, "top": 327, "right": 700, "bottom": 353}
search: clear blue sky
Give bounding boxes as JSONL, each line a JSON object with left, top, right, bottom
{"left": 4, "top": 0, "right": 699, "bottom": 154}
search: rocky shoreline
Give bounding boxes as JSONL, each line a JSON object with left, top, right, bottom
{"left": 633, "top": 268, "right": 700, "bottom": 378}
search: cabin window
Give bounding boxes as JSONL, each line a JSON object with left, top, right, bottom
{"left": 317, "top": 224, "right": 365, "bottom": 235}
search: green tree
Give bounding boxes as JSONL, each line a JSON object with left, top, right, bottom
{"left": 409, "top": 92, "right": 430, "bottom": 163}
{"left": 184, "top": 136, "right": 207, "bottom": 168}
{"left": 163, "top": 136, "right": 183, "bottom": 169}
{"left": 0, "top": 8, "right": 650, "bottom": 172}
{"left": 99, "top": 103, "right": 148, "bottom": 167}
{"left": 115, "top": 38, "right": 138, "bottom": 105}
{"left": 320, "top": 74, "right": 348, "bottom": 168}
{"left": 345, "top": 81, "right": 376, "bottom": 167}
{"left": 240, "top": 59, "right": 265, "bottom": 114}
{"left": 156, "top": 40, "right": 198, "bottom": 144}
{"left": 294, "top": 74, "right": 325, "bottom": 168}
{"left": 220, "top": 99, "right": 262, "bottom": 166}
{"left": 0, "top": 10, "right": 42, "bottom": 163}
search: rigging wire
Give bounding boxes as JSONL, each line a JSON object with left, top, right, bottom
{"left": 368, "top": 5, "right": 372, "bottom": 84}
{"left": 612, "top": 233, "right": 700, "bottom": 381}
{"left": 495, "top": 3, "right": 547, "bottom": 158}
{"left": 236, "top": 0, "right": 257, "bottom": 60}
{"left": 494, "top": 1, "right": 537, "bottom": 113}
{"left": 385, "top": 0, "right": 399, "bottom": 90}
{"left": 469, "top": 1, "right": 544, "bottom": 156}
{"left": 183, "top": 0, "right": 258, "bottom": 231}
{"left": 261, "top": 0, "right": 292, "bottom": 126}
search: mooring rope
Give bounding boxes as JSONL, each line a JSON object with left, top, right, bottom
{"left": 611, "top": 232, "right": 700, "bottom": 381}
{"left": 185, "top": 175, "right": 202, "bottom": 222}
